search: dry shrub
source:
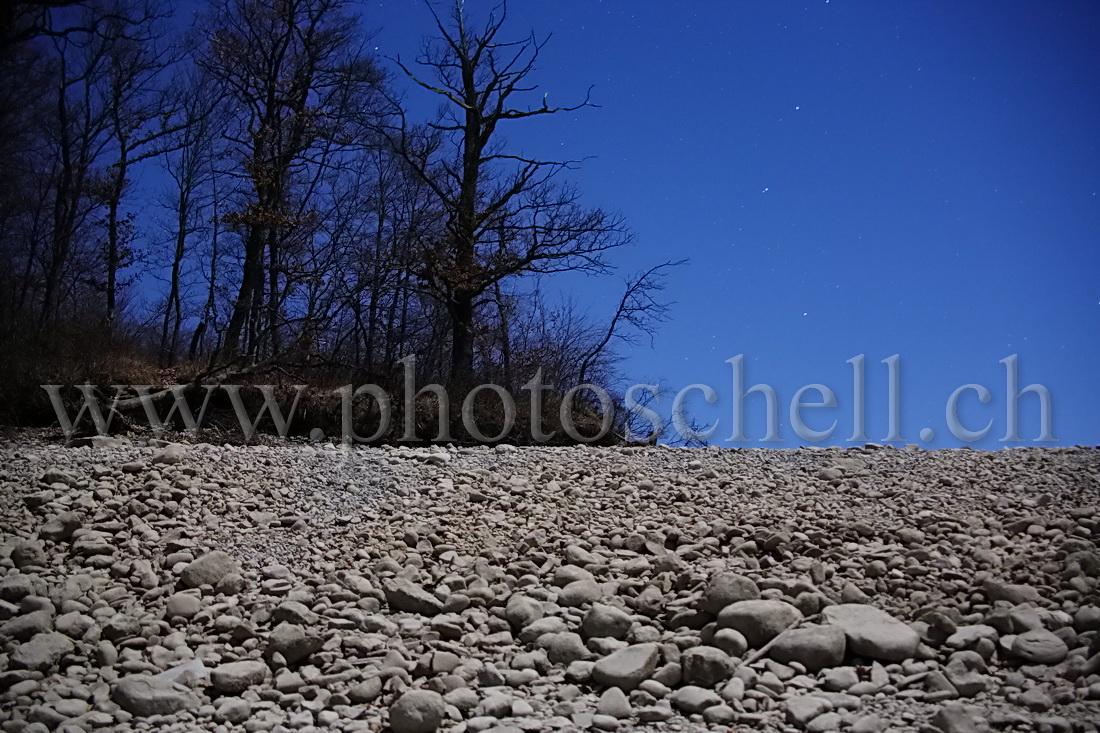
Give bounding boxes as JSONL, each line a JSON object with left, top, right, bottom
{"left": 0, "top": 314, "right": 162, "bottom": 426}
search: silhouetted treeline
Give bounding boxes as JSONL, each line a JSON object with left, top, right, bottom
{"left": 0, "top": 0, "right": 678, "bottom": 440}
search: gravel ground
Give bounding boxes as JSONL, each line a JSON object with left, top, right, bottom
{"left": 1, "top": 432, "right": 1099, "bottom": 733}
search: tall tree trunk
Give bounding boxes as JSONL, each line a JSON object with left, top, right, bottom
{"left": 160, "top": 191, "right": 187, "bottom": 366}
{"left": 267, "top": 228, "right": 279, "bottom": 358}
{"left": 17, "top": 199, "right": 44, "bottom": 314}
{"left": 365, "top": 279, "right": 378, "bottom": 368}
{"left": 446, "top": 51, "right": 483, "bottom": 388}
{"left": 450, "top": 292, "right": 475, "bottom": 387}
{"left": 40, "top": 84, "right": 74, "bottom": 328}
{"left": 385, "top": 266, "right": 401, "bottom": 366}
{"left": 351, "top": 294, "right": 363, "bottom": 366}
{"left": 198, "top": 185, "right": 220, "bottom": 361}
{"left": 495, "top": 281, "right": 512, "bottom": 392}
{"left": 219, "top": 222, "right": 264, "bottom": 359}
{"left": 171, "top": 287, "right": 182, "bottom": 358}
{"left": 365, "top": 191, "right": 385, "bottom": 369}
{"left": 396, "top": 266, "right": 410, "bottom": 362}
{"left": 104, "top": 151, "right": 127, "bottom": 332}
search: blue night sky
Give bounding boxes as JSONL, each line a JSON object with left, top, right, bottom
{"left": 360, "top": 0, "right": 1099, "bottom": 448}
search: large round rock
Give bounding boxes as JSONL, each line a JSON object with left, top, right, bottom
{"left": 592, "top": 643, "right": 660, "bottom": 691}
{"left": 211, "top": 660, "right": 269, "bottom": 694}
{"left": 113, "top": 675, "right": 200, "bottom": 717}
{"left": 180, "top": 551, "right": 239, "bottom": 589}
{"left": 1011, "top": 629, "right": 1068, "bottom": 665}
{"left": 389, "top": 690, "right": 446, "bottom": 733}
{"left": 822, "top": 604, "right": 919, "bottom": 662}
{"left": 702, "top": 573, "right": 760, "bottom": 615}
{"left": 583, "top": 603, "right": 633, "bottom": 639}
{"left": 769, "top": 624, "right": 846, "bottom": 671}
{"left": 681, "top": 645, "right": 735, "bottom": 686}
{"left": 717, "top": 600, "right": 803, "bottom": 648}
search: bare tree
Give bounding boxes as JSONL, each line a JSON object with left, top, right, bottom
{"left": 384, "top": 1, "right": 632, "bottom": 387}
{"left": 0, "top": 25, "right": 54, "bottom": 319}
{"left": 97, "top": 0, "right": 182, "bottom": 330}
{"left": 156, "top": 67, "right": 223, "bottom": 365}
{"left": 0, "top": 0, "right": 687, "bottom": 445}
{"left": 38, "top": 4, "right": 116, "bottom": 326}
{"left": 202, "top": 0, "right": 385, "bottom": 363}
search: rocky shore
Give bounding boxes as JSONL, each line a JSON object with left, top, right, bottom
{"left": 1, "top": 435, "right": 1098, "bottom": 732}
